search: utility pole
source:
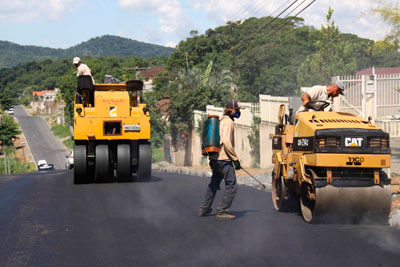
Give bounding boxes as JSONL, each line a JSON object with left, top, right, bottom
{"left": 123, "top": 66, "right": 151, "bottom": 80}
{"left": 3, "top": 138, "right": 7, "bottom": 175}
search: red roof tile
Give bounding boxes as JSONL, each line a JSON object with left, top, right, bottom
{"left": 356, "top": 67, "right": 400, "bottom": 75}
{"left": 141, "top": 66, "right": 164, "bottom": 78}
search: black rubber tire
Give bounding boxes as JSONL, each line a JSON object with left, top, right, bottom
{"left": 95, "top": 145, "right": 113, "bottom": 183}
{"left": 300, "top": 169, "right": 317, "bottom": 223}
{"left": 74, "top": 144, "right": 88, "bottom": 184}
{"left": 116, "top": 144, "right": 132, "bottom": 182}
{"left": 137, "top": 143, "right": 151, "bottom": 182}
{"left": 272, "top": 169, "right": 288, "bottom": 211}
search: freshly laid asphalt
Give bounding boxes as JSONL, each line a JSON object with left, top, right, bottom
{"left": 0, "top": 170, "right": 399, "bottom": 267}
{"left": 4, "top": 105, "right": 399, "bottom": 266}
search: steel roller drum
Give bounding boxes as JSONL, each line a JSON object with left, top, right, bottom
{"left": 301, "top": 184, "right": 392, "bottom": 223}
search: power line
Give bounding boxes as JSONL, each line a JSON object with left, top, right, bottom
{"left": 262, "top": 0, "right": 317, "bottom": 41}
{"left": 228, "top": 0, "right": 256, "bottom": 22}
{"left": 230, "top": 0, "right": 300, "bottom": 51}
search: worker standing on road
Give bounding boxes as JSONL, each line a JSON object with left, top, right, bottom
{"left": 198, "top": 100, "right": 242, "bottom": 220}
{"left": 297, "top": 80, "right": 345, "bottom": 112}
{"left": 73, "top": 57, "right": 95, "bottom": 83}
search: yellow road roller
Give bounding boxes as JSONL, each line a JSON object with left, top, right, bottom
{"left": 270, "top": 101, "right": 391, "bottom": 223}
{"left": 73, "top": 76, "right": 151, "bottom": 184}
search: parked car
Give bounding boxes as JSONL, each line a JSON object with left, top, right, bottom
{"left": 66, "top": 151, "right": 74, "bottom": 169}
{"left": 6, "top": 108, "right": 14, "bottom": 115}
{"left": 37, "top": 160, "right": 54, "bottom": 171}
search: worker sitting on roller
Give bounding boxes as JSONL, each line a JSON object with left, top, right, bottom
{"left": 198, "top": 100, "right": 242, "bottom": 221}
{"left": 297, "top": 80, "right": 345, "bottom": 112}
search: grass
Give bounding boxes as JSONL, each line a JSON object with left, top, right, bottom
{"left": 152, "top": 146, "right": 164, "bottom": 163}
{"left": 0, "top": 150, "right": 37, "bottom": 174}
{"left": 51, "top": 125, "right": 71, "bottom": 139}
{"left": 63, "top": 139, "right": 74, "bottom": 149}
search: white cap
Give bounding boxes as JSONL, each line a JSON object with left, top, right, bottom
{"left": 73, "top": 57, "right": 80, "bottom": 64}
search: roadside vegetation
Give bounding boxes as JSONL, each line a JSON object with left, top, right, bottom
{"left": 0, "top": 4, "right": 398, "bottom": 162}
{"left": 0, "top": 113, "right": 36, "bottom": 174}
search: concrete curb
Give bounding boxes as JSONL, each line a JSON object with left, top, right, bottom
{"left": 153, "top": 163, "right": 273, "bottom": 191}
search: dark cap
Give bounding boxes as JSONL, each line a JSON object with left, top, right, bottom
{"left": 225, "top": 99, "right": 240, "bottom": 109}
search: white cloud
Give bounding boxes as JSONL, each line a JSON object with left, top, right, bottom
{"left": 0, "top": 0, "right": 80, "bottom": 23}
{"left": 164, "top": 41, "right": 176, "bottom": 48}
{"left": 192, "top": 0, "right": 396, "bottom": 41}
{"left": 120, "top": 0, "right": 193, "bottom": 39}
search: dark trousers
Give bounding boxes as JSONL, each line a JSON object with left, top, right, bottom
{"left": 200, "top": 160, "right": 237, "bottom": 214}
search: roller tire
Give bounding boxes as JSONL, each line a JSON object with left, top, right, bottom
{"left": 300, "top": 169, "right": 317, "bottom": 223}
{"left": 272, "top": 168, "right": 288, "bottom": 211}
{"left": 95, "top": 145, "right": 114, "bottom": 183}
{"left": 74, "top": 144, "right": 88, "bottom": 184}
{"left": 137, "top": 143, "right": 151, "bottom": 182}
{"left": 116, "top": 144, "right": 132, "bottom": 182}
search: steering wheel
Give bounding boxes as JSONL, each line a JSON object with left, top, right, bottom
{"left": 306, "top": 100, "right": 330, "bottom": 111}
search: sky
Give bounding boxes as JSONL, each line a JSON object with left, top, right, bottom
{"left": 0, "top": 0, "right": 396, "bottom": 49}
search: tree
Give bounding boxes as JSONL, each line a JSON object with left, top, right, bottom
{"left": 0, "top": 113, "right": 21, "bottom": 145}
{"left": 372, "top": 0, "right": 400, "bottom": 48}
{"left": 297, "top": 7, "right": 358, "bottom": 86}
{"left": 0, "top": 93, "right": 16, "bottom": 111}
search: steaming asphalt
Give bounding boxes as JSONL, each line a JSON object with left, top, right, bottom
{"left": 0, "top": 170, "right": 399, "bottom": 266}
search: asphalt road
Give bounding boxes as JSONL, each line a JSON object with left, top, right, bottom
{"left": 14, "top": 106, "right": 68, "bottom": 169}
{"left": 0, "top": 170, "right": 399, "bottom": 267}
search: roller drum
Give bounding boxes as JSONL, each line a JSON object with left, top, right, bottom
{"left": 313, "top": 184, "right": 391, "bottom": 222}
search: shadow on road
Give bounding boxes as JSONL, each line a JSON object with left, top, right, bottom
{"left": 230, "top": 209, "right": 259, "bottom": 218}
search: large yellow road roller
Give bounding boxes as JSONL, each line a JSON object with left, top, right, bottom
{"left": 270, "top": 101, "right": 391, "bottom": 223}
{"left": 73, "top": 76, "right": 151, "bottom": 184}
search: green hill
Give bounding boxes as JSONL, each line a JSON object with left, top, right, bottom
{"left": 0, "top": 35, "right": 174, "bottom": 68}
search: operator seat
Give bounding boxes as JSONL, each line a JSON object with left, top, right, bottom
{"left": 77, "top": 75, "right": 94, "bottom": 107}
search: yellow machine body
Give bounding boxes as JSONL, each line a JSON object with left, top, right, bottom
{"left": 74, "top": 88, "right": 150, "bottom": 141}
{"left": 73, "top": 79, "right": 152, "bottom": 184}
{"left": 271, "top": 106, "right": 391, "bottom": 223}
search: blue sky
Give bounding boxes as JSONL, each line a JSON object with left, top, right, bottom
{"left": 0, "top": 0, "right": 395, "bottom": 49}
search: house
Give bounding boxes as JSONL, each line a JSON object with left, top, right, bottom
{"left": 32, "top": 89, "right": 58, "bottom": 102}
{"left": 140, "top": 66, "right": 164, "bottom": 91}
{"left": 31, "top": 89, "right": 61, "bottom": 114}
{"left": 356, "top": 67, "right": 400, "bottom": 76}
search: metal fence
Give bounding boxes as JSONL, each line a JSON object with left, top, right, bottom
{"left": 336, "top": 74, "right": 400, "bottom": 119}
{"left": 336, "top": 74, "right": 400, "bottom": 136}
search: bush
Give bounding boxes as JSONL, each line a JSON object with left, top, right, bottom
{"left": 152, "top": 146, "right": 164, "bottom": 163}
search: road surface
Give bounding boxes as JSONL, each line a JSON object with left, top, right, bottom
{"left": 0, "top": 170, "right": 399, "bottom": 266}
{"left": 2, "top": 106, "right": 398, "bottom": 266}
{"left": 14, "top": 106, "right": 68, "bottom": 169}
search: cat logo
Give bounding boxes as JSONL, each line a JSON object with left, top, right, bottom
{"left": 110, "top": 106, "right": 117, "bottom": 117}
{"left": 345, "top": 137, "right": 363, "bottom": 147}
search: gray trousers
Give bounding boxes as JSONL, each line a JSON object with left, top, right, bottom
{"left": 200, "top": 160, "right": 237, "bottom": 214}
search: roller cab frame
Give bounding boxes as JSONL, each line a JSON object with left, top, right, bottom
{"left": 270, "top": 104, "right": 391, "bottom": 223}
{"left": 73, "top": 76, "right": 151, "bottom": 184}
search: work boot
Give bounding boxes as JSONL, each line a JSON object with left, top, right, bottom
{"left": 215, "top": 212, "right": 236, "bottom": 220}
{"left": 198, "top": 207, "right": 212, "bottom": 217}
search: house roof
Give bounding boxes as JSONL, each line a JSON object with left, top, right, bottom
{"left": 356, "top": 67, "right": 400, "bottom": 75}
{"left": 140, "top": 66, "right": 164, "bottom": 78}
{"left": 157, "top": 98, "right": 170, "bottom": 115}
{"left": 32, "top": 90, "right": 57, "bottom": 97}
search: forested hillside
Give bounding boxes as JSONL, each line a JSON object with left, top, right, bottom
{"left": 0, "top": 35, "right": 174, "bottom": 68}
{"left": 1, "top": 14, "right": 399, "bottom": 144}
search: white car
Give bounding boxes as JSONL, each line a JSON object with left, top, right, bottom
{"left": 6, "top": 108, "right": 14, "bottom": 115}
{"left": 66, "top": 151, "right": 74, "bottom": 169}
{"left": 38, "top": 160, "right": 54, "bottom": 171}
